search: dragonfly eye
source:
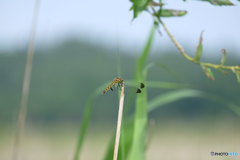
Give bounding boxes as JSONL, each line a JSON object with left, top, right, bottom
{"left": 136, "top": 89, "right": 142, "bottom": 93}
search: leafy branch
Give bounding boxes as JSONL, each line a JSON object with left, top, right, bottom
{"left": 130, "top": 0, "right": 240, "bottom": 82}
{"left": 157, "top": 17, "right": 240, "bottom": 81}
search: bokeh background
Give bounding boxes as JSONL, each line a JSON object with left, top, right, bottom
{"left": 1, "top": 0, "right": 240, "bottom": 160}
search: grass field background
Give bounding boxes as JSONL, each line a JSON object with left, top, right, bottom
{"left": 1, "top": 37, "right": 240, "bottom": 160}
{"left": 1, "top": 117, "right": 239, "bottom": 160}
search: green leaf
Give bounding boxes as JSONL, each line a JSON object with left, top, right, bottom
{"left": 147, "top": 89, "right": 240, "bottom": 117}
{"left": 221, "top": 49, "right": 227, "bottom": 65}
{"left": 73, "top": 96, "right": 94, "bottom": 160}
{"left": 204, "top": 93, "right": 240, "bottom": 116}
{"left": 132, "top": 0, "right": 150, "bottom": 18}
{"left": 142, "top": 62, "right": 181, "bottom": 81}
{"left": 194, "top": 31, "right": 203, "bottom": 62}
{"left": 129, "top": 26, "right": 155, "bottom": 160}
{"left": 148, "top": 89, "right": 204, "bottom": 112}
{"left": 200, "top": 0, "right": 234, "bottom": 6}
{"left": 126, "top": 80, "right": 188, "bottom": 90}
{"left": 129, "top": 88, "right": 147, "bottom": 160}
{"left": 146, "top": 81, "right": 188, "bottom": 89}
{"left": 136, "top": 25, "right": 156, "bottom": 77}
{"left": 157, "top": 9, "right": 187, "bottom": 17}
{"left": 104, "top": 86, "right": 240, "bottom": 159}
{"left": 104, "top": 119, "right": 134, "bottom": 160}
{"left": 124, "top": 26, "right": 156, "bottom": 120}
{"left": 232, "top": 68, "right": 240, "bottom": 83}
{"left": 201, "top": 65, "right": 215, "bottom": 80}
{"left": 73, "top": 82, "right": 111, "bottom": 160}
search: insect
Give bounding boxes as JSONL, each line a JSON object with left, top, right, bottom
{"left": 102, "top": 77, "right": 124, "bottom": 95}
{"left": 102, "top": 77, "right": 145, "bottom": 94}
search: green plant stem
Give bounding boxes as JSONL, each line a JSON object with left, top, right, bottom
{"left": 158, "top": 18, "right": 240, "bottom": 71}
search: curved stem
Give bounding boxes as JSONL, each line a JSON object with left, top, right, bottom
{"left": 158, "top": 18, "right": 240, "bottom": 71}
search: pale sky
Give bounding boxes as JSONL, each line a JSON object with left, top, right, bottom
{"left": 0, "top": 0, "right": 240, "bottom": 56}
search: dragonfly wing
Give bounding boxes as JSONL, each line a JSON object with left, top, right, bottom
{"left": 140, "top": 83, "right": 145, "bottom": 89}
{"left": 136, "top": 88, "right": 142, "bottom": 93}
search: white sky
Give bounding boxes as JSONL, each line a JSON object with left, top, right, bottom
{"left": 0, "top": 0, "right": 240, "bottom": 56}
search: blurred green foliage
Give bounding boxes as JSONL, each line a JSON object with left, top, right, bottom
{"left": 0, "top": 39, "right": 240, "bottom": 124}
{"left": 130, "top": 0, "right": 236, "bottom": 19}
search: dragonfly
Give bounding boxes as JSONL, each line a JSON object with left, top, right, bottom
{"left": 102, "top": 77, "right": 145, "bottom": 94}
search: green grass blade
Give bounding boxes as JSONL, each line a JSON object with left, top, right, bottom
{"left": 129, "top": 87, "right": 147, "bottom": 160}
{"left": 136, "top": 25, "right": 156, "bottom": 78}
{"left": 124, "top": 25, "right": 156, "bottom": 115}
{"left": 104, "top": 119, "right": 134, "bottom": 160}
{"left": 125, "top": 80, "right": 188, "bottom": 89}
{"left": 147, "top": 89, "right": 240, "bottom": 116}
{"left": 116, "top": 37, "right": 121, "bottom": 78}
{"left": 103, "top": 88, "right": 240, "bottom": 160}
{"left": 146, "top": 81, "right": 187, "bottom": 89}
{"left": 104, "top": 26, "right": 156, "bottom": 160}
{"left": 73, "top": 96, "right": 94, "bottom": 160}
{"left": 73, "top": 82, "right": 111, "bottom": 160}
{"left": 142, "top": 62, "right": 181, "bottom": 81}
{"left": 203, "top": 94, "right": 240, "bottom": 116}
{"left": 148, "top": 89, "right": 204, "bottom": 112}
{"left": 129, "top": 26, "right": 155, "bottom": 160}
{"left": 103, "top": 135, "right": 115, "bottom": 160}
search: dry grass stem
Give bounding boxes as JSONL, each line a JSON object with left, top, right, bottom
{"left": 12, "top": 0, "right": 40, "bottom": 160}
{"left": 113, "top": 83, "right": 125, "bottom": 160}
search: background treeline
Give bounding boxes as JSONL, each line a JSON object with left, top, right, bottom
{"left": 1, "top": 39, "right": 240, "bottom": 124}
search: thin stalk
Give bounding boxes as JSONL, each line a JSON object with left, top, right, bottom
{"left": 12, "top": 0, "right": 40, "bottom": 160}
{"left": 113, "top": 83, "right": 125, "bottom": 160}
{"left": 158, "top": 18, "right": 240, "bottom": 71}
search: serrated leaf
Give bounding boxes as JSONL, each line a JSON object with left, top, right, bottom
{"left": 132, "top": 0, "right": 150, "bottom": 18}
{"left": 201, "top": 65, "right": 215, "bottom": 80}
{"left": 195, "top": 31, "right": 203, "bottom": 62}
{"left": 157, "top": 9, "right": 187, "bottom": 17}
{"left": 200, "top": 0, "right": 234, "bottom": 6}
{"left": 221, "top": 49, "right": 227, "bottom": 65}
{"left": 232, "top": 68, "right": 240, "bottom": 83}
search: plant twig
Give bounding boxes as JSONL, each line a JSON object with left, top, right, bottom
{"left": 113, "top": 83, "right": 125, "bottom": 160}
{"left": 158, "top": 19, "right": 240, "bottom": 71}
{"left": 12, "top": 0, "right": 40, "bottom": 160}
